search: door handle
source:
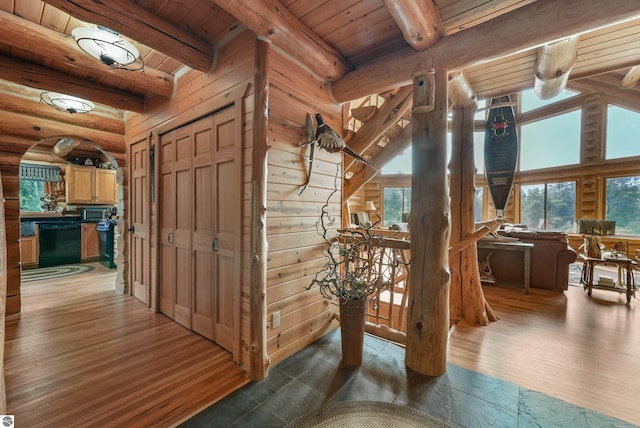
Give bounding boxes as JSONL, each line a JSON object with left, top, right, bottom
{"left": 212, "top": 237, "right": 218, "bottom": 252}
{"left": 128, "top": 225, "right": 135, "bottom": 233}
{"left": 168, "top": 232, "right": 172, "bottom": 243}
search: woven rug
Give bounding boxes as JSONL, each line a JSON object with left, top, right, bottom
{"left": 22, "top": 264, "right": 95, "bottom": 282}
{"left": 286, "top": 401, "right": 450, "bottom": 427}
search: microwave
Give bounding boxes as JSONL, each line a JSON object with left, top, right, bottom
{"left": 82, "top": 207, "right": 108, "bottom": 221}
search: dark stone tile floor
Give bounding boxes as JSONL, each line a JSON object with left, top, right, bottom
{"left": 179, "top": 330, "right": 636, "bottom": 427}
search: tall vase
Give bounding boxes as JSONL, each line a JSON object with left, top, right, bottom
{"left": 339, "top": 298, "right": 367, "bottom": 366}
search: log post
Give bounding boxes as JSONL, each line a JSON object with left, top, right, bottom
{"left": 249, "top": 39, "right": 270, "bottom": 380}
{"left": 0, "top": 170, "right": 6, "bottom": 413}
{"left": 449, "top": 104, "right": 497, "bottom": 325}
{"left": 406, "top": 67, "right": 450, "bottom": 376}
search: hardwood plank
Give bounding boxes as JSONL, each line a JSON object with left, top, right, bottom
{"left": 5, "top": 263, "right": 250, "bottom": 427}
{"left": 448, "top": 283, "right": 640, "bottom": 426}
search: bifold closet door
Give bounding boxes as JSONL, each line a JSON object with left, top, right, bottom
{"left": 159, "top": 125, "right": 193, "bottom": 329}
{"left": 158, "top": 107, "right": 239, "bottom": 353}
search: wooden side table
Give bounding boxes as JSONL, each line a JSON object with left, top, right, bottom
{"left": 477, "top": 240, "right": 534, "bottom": 294}
{"left": 580, "top": 255, "right": 637, "bottom": 302}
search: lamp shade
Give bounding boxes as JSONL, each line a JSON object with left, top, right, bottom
{"left": 72, "top": 26, "right": 143, "bottom": 71}
{"left": 364, "top": 201, "right": 377, "bottom": 211}
{"left": 40, "top": 92, "right": 95, "bottom": 114}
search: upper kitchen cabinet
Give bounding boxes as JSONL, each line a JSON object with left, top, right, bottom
{"left": 66, "top": 165, "right": 118, "bottom": 205}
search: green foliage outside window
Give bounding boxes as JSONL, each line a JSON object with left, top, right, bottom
{"left": 20, "top": 179, "right": 45, "bottom": 212}
{"left": 521, "top": 181, "right": 575, "bottom": 232}
{"left": 606, "top": 176, "right": 640, "bottom": 235}
{"left": 383, "top": 187, "right": 411, "bottom": 227}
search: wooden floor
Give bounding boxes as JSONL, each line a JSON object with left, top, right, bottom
{"left": 7, "top": 264, "right": 640, "bottom": 426}
{"left": 448, "top": 281, "right": 640, "bottom": 426}
{"left": 5, "top": 263, "right": 250, "bottom": 428}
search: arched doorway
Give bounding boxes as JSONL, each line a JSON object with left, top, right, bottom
{"left": 17, "top": 136, "right": 126, "bottom": 303}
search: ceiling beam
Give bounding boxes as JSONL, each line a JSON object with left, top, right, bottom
{"left": 382, "top": 0, "right": 443, "bottom": 50}
{"left": 344, "top": 125, "right": 412, "bottom": 200}
{"left": 210, "top": 0, "right": 352, "bottom": 81}
{"left": 568, "top": 78, "right": 640, "bottom": 113}
{"left": 0, "top": 86, "right": 124, "bottom": 135}
{"left": 448, "top": 71, "right": 476, "bottom": 108}
{"left": 0, "top": 10, "right": 173, "bottom": 98}
{"left": 533, "top": 37, "right": 579, "bottom": 100}
{"left": 0, "top": 109, "right": 125, "bottom": 154}
{"left": 0, "top": 54, "right": 145, "bottom": 112}
{"left": 344, "top": 86, "right": 413, "bottom": 172}
{"left": 43, "top": 0, "right": 214, "bottom": 73}
{"left": 332, "top": 0, "right": 640, "bottom": 102}
{"left": 620, "top": 65, "right": 640, "bottom": 89}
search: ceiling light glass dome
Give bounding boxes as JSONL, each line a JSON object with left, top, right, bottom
{"left": 72, "top": 26, "right": 143, "bottom": 71}
{"left": 40, "top": 92, "right": 95, "bottom": 114}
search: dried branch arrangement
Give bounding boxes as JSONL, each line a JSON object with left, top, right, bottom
{"left": 306, "top": 165, "right": 390, "bottom": 301}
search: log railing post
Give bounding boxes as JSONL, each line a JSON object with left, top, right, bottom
{"left": 406, "top": 67, "right": 450, "bottom": 376}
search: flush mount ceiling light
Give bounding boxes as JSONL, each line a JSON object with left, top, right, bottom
{"left": 72, "top": 26, "right": 144, "bottom": 71}
{"left": 40, "top": 92, "right": 95, "bottom": 114}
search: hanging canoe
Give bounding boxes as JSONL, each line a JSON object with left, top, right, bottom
{"left": 483, "top": 95, "right": 518, "bottom": 218}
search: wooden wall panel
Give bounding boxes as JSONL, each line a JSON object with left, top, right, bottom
{"left": 265, "top": 47, "right": 342, "bottom": 366}
{"left": 125, "top": 30, "right": 256, "bottom": 369}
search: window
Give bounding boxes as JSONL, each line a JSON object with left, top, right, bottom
{"left": 382, "top": 150, "right": 412, "bottom": 175}
{"left": 20, "top": 179, "right": 45, "bottom": 212}
{"left": 605, "top": 105, "right": 640, "bottom": 160}
{"left": 519, "top": 88, "right": 576, "bottom": 112}
{"left": 606, "top": 176, "right": 640, "bottom": 235}
{"left": 519, "top": 110, "right": 581, "bottom": 171}
{"left": 383, "top": 187, "right": 411, "bottom": 227}
{"left": 520, "top": 181, "right": 575, "bottom": 231}
{"left": 382, "top": 132, "right": 484, "bottom": 175}
{"left": 475, "top": 187, "right": 483, "bottom": 223}
{"left": 19, "top": 163, "right": 61, "bottom": 212}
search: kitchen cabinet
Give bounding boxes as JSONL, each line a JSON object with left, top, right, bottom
{"left": 20, "top": 235, "right": 38, "bottom": 269}
{"left": 81, "top": 223, "right": 99, "bottom": 260}
{"left": 66, "top": 165, "right": 118, "bottom": 205}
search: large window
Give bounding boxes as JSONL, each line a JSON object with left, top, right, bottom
{"left": 383, "top": 187, "right": 411, "bottom": 227}
{"left": 520, "top": 88, "right": 576, "bottom": 112}
{"left": 605, "top": 105, "right": 640, "bottom": 160}
{"left": 20, "top": 179, "right": 45, "bottom": 212}
{"left": 520, "top": 181, "right": 576, "bottom": 231}
{"left": 381, "top": 131, "right": 484, "bottom": 175}
{"left": 519, "top": 110, "right": 581, "bottom": 171}
{"left": 606, "top": 176, "right": 640, "bottom": 235}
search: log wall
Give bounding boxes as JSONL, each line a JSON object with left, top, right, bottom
{"left": 265, "top": 48, "right": 343, "bottom": 366}
{"left": 0, "top": 84, "right": 126, "bottom": 315}
{"left": 125, "top": 30, "right": 345, "bottom": 372}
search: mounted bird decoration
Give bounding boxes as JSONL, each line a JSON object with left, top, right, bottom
{"left": 297, "top": 113, "right": 377, "bottom": 195}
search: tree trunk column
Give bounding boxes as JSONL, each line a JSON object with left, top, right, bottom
{"left": 406, "top": 67, "right": 450, "bottom": 376}
{"left": 449, "top": 104, "right": 497, "bottom": 324}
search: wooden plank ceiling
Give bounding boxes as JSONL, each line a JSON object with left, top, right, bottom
{"left": 0, "top": 0, "right": 638, "bottom": 171}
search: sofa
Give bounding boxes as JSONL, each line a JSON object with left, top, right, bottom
{"left": 477, "top": 230, "right": 578, "bottom": 291}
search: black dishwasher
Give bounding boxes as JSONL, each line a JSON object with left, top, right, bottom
{"left": 38, "top": 222, "right": 82, "bottom": 267}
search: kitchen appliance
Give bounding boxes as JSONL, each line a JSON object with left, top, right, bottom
{"left": 39, "top": 221, "right": 81, "bottom": 267}
{"left": 82, "top": 207, "right": 109, "bottom": 221}
{"left": 97, "top": 219, "right": 117, "bottom": 268}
